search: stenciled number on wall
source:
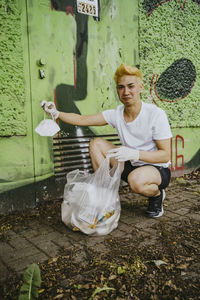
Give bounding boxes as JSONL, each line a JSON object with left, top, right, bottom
{"left": 77, "top": 0, "right": 99, "bottom": 18}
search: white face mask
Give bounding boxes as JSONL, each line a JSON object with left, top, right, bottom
{"left": 35, "top": 119, "right": 60, "bottom": 136}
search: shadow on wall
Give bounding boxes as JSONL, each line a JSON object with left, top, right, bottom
{"left": 185, "top": 149, "right": 200, "bottom": 170}
{"left": 51, "top": 0, "right": 95, "bottom": 137}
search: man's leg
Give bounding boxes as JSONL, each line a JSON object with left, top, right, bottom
{"left": 89, "top": 137, "right": 118, "bottom": 171}
{"left": 127, "top": 165, "right": 165, "bottom": 218}
{"left": 127, "top": 165, "right": 161, "bottom": 197}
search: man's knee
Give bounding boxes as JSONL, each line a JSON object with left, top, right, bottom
{"left": 89, "top": 138, "right": 109, "bottom": 158}
{"left": 128, "top": 172, "right": 145, "bottom": 194}
{"left": 89, "top": 137, "right": 105, "bottom": 153}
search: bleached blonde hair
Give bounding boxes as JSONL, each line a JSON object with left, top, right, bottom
{"left": 114, "top": 64, "right": 143, "bottom": 84}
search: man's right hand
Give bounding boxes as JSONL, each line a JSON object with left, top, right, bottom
{"left": 40, "top": 101, "right": 107, "bottom": 127}
{"left": 40, "top": 100, "right": 60, "bottom": 120}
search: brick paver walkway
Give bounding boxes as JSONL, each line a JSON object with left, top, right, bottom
{"left": 0, "top": 177, "right": 199, "bottom": 283}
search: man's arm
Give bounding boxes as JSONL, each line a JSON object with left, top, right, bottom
{"left": 58, "top": 111, "right": 107, "bottom": 126}
{"left": 139, "top": 139, "right": 171, "bottom": 163}
{"left": 108, "top": 139, "right": 171, "bottom": 163}
{"left": 41, "top": 101, "right": 107, "bottom": 126}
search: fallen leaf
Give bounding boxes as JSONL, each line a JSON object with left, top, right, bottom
{"left": 82, "top": 283, "right": 90, "bottom": 289}
{"left": 109, "top": 274, "right": 117, "bottom": 280}
{"left": 177, "top": 263, "right": 189, "bottom": 270}
{"left": 117, "top": 266, "right": 126, "bottom": 274}
{"left": 54, "top": 294, "right": 64, "bottom": 299}
{"left": 48, "top": 257, "right": 58, "bottom": 264}
{"left": 89, "top": 284, "right": 115, "bottom": 300}
{"left": 153, "top": 260, "right": 168, "bottom": 267}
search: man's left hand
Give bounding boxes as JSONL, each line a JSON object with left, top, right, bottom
{"left": 107, "top": 146, "right": 139, "bottom": 162}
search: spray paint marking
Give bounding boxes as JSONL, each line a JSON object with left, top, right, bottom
{"left": 149, "top": 73, "right": 194, "bottom": 105}
{"left": 66, "top": 6, "right": 74, "bottom": 15}
{"left": 147, "top": 0, "right": 200, "bottom": 16}
{"left": 171, "top": 135, "right": 184, "bottom": 171}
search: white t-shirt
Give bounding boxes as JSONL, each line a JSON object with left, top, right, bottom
{"left": 102, "top": 101, "right": 172, "bottom": 168}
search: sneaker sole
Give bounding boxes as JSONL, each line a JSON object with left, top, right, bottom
{"left": 152, "top": 189, "right": 165, "bottom": 218}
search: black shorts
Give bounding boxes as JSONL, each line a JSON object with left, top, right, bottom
{"left": 121, "top": 161, "right": 171, "bottom": 190}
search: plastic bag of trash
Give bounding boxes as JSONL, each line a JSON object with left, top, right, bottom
{"left": 61, "top": 156, "right": 121, "bottom": 236}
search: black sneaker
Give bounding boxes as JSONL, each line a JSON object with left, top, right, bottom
{"left": 146, "top": 190, "right": 165, "bottom": 218}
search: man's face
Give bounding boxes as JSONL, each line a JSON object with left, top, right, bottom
{"left": 116, "top": 75, "right": 143, "bottom": 106}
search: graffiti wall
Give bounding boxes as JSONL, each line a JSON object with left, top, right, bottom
{"left": 0, "top": 0, "right": 200, "bottom": 212}
{"left": 49, "top": 0, "right": 139, "bottom": 137}
{"left": 0, "top": 0, "right": 138, "bottom": 212}
{"left": 139, "top": 0, "right": 200, "bottom": 174}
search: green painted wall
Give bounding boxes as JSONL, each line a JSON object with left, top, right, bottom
{"left": 0, "top": 0, "right": 200, "bottom": 210}
{"left": 79, "top": 0, "right": 139, "bottom": 135}
{"left": 0, "top": 0, "right": 36, "bottom": 195}
{"left": 0, "top": 0, "right": 139, "bottom": 196}
{"left": 139, "top": 0, "right": 200, "bottom": 128}
{"left": 0, "top": 0, "right": 27, "bottom": 136}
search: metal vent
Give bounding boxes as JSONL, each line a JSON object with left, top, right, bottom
{"left": 53, "top": 134, "right": 121, "bottom": 180}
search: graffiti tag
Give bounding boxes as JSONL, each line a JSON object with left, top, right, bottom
{"left": 171, "top": 135, "right": 184, "bottom": 171}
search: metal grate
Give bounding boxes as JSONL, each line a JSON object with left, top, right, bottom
{"left": 53, "top": 134, "right": 121, "bottom": 180}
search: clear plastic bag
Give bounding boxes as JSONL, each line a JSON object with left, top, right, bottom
{"left": 61, "top": 156, "right": 121, "bottom": 236}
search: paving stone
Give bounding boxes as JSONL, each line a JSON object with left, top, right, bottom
{"left": 185, "top": 194, "right": 200, "bottom": 204}
{"left": 138, "top": 235, "right": 159, "bottom": 248}
{"left": 164, "top": 210, "right": 185, "bottom": 219}
{"left": 189, "top": 213, "right": 200, "bottom": 221}
{"left": 0, "top": 242, "right": 14, "bottom": 259}
{"left": 136, "top": 230, "right": 150, "bottom": 239}
{"left": 165, "top": 195, "right": 184, "bottom": 203}
{"left": 166, "top": 201, "right": 187, "bottom": 211}
{"left": 21, "top": 230, "right": 64, "bottom": 244}
{"left": 110, "top": 229, "right": 126, "bottom": 238}
{"left": 8, "top": 252, "right": 48, "bottom": 273}
{"left": 28, "top": 220, "right": 55, "bottom": 233}
{"left": 85, "top": 236, "right": 105, "bottom": 247}
{"left": 18, "top": 228, "right": 42, "bottom": 239}
{"left": 1, "top": 246, "right": 41, "bottom": 265}
{"left": 137, "top": 227, "right": 158, "bottom": 237}
{"left": 7, "top": 231, "right": 33, "bottom": 250}
{"left": 134, "top": 218, "right": 157, "bottom": 231}
{"left": 52, "top": 236, "right": 72, "bottom": 248}
{"left": 54, "top": 224, "right": 87, "bottom": 242}
{"left": 179, "top": 200, "right": 194, "bottom": 208}
{"left": 117, "top": 221, "right": 133, "bottom": 233}
{"left": 119, "top": 215, "right": 138, "bottom": 225}
{"left": 174, "top": 207, "right": 190, "bottom": 215}
{"left": 92, "top": 243, "right": 109, "bottom": 253}
{"left": 36, "top": 241, "right": 60, "bottom": 257}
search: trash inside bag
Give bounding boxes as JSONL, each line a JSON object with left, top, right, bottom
{"left": 35, "top": 119, "right": 60, "bottom": 136}
{"left": 61, "top": 156, "right": 121, "bottom": 236}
